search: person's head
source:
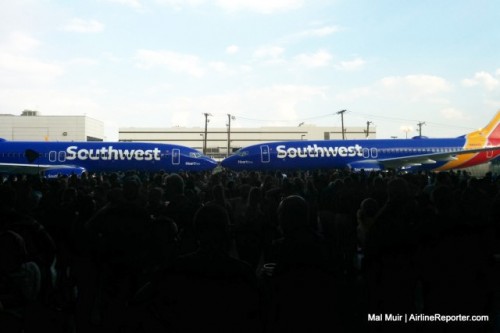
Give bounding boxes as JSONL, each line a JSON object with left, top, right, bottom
{"left": 193, "top": 204, "right": 231, "bottom": 251}
{"left": 151, "top": 216, "right": 178, "bottom": 259}
{"left": 166, "top": 173, "right": 185, "bottom": 197}
{"left": 148, "top": 187, "right": 164, "bottom": 205}
{"left": 62, "top": 187, "right": 77, "bottom": 204}
{"left": 387, "top": 177, "right": 410, "bottom": 202}
{"left": 277, "top": 195, "right": 309, "bottom": 236}
{"left": 357, "top": 198, "right": 379, "bottom": 227}
{"left": 0, "top": 230, "right": 27, "bottom": 272}
{"left": 0, "top": 185, "right": 16, "bottom": 210}
{"left": 123, "top": 175, "right": 142, "bottom": 201}
{"left": 431, "top": 185, "right": 454, "bottom": 212}
{"left": 247, "top": 187, "right": 261, "bottom": 207}
{"left": 212, "top": 184, "right": 226, "bottom": 202}
{"left": 358, "top": 198, "right": 379, "bottom": 219}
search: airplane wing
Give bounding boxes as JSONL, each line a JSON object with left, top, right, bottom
{"left": 375, "top": 145, "right": 500, "bottom": 170}
{"left": 0, "top": 163, "right": 86, "bottom": 175}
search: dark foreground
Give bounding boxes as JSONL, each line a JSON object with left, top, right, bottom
{"left": 1, "top": 169, "right": 499, "bottom": 332}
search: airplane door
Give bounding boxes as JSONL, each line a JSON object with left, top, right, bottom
{"left": 371, "top": 148, "right": 378, "bottom": 158}
{"left": 49, "top": 151, "right": 57, "bottom": 162}
{"left": 261, "top": 145, "right": 270, "bottom": 163}
{"left": 487, "top": 149, "right": 493, "bottom": 158}
{"left": 363, "top": 148, "right": 370, "bottom": 158}
{"left": 58, "top": 151, "right": 66, "bottom": 162}
{"left": 172, "top": 149, "right": 180, "bottom": 165}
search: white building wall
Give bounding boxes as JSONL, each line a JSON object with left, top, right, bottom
{"left": 119, "top": 125, "right": 376, "bottom": 157}
{"left": 85, "top": 117, "right": 105, "bottom": 141}
{"left": 0, "top": 113, "right": 104, "bottom": 141}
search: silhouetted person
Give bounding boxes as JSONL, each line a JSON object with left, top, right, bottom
{"left": 207, "top": 184, "right": 233, "bottom": 222}
{"left": 0, "top": 184, "right": 56, "bottom": 308}
{"left": 0, "top": 230, "right": 41, "bottom": 330}
{"left": 164, "top": 173, "right": 200, "bottom": 255}
{"left": 357, "top": 197, "right": 380, "bottom": 250}
{"left": 82, "top": 202, "right": 152, "bottom": 332}
{"left": 265, "top": 195, "right": 341, "bottom": 332}
{"left": 146, "top": 187, "right": 169, "bottom": 219}
{"left": 364, "top": 177, "right": 420, "bottom": 332}
{"left": 235, "top": 186, "right": 265, "bottom": 270}
{"left": 150, "top": 204, "right": 261, "bottom": 332}
{"left": 416, "top": 184, "right": 492, "bottom": 333}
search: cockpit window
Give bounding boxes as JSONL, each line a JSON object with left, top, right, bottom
{"left": 189, "top": 152, "right": 203, "bottom": 158}
{"left": 236, "top": 149, "right": 249, "bottom": 157}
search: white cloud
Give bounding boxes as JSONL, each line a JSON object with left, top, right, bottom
{"left": 462, "top": 78, "right": 478, "bottom": 88}
{"left": 2, "top": 32, "right": 41, "bottom": 53}
{"left": 159, "top": 84, "right": 328, "bottom": 128}
{"left": 104, "top": 0, "right": 143, "bottom": 8}
{"left": 135, "top": 49, "right": 205, "bottom": 77}
{"left": 440, "top": 108, "right": 466, "bottom": 120}
{"left": 485, "top": 98, "right": 500, "bottom": 109}
{"left": 67, "top": 58, "right": 99, "bottom": 66}
{"left": 400, "top": 125, "right": 413, "bottom": 134}
{"left": 0, "top": 32, "right": 63, "bottom": 85}
{"left": 335, "top": 87, "right": 374, "bottom": 103}
{"left": 144, "top": 83, "right": 173, "bottom": 95}
{"left": 102, "top": 52, "right": 124, "bottom": 63}
{"left": 462, "top": 71, "right": 499, "bottom": 91}
{"left": 155, "top": 0, "right": 303, "bottom": 13}
{"left": 241, "top": 85, "right": 328, "bottom": 126}
{"left": 380, "top": 75, "right": 451, "bottom": 98}
{"left": 254, "top": 46, "right": 284, "bottom": 59}
{"left": 155, "top": 0, "right": 206, "bottom": 10}
{"left": 215, "top": 0, "right": 304, "bottom": 14}
{"left": 336, "top": 57, "right": 365, "bottom": 71}
{"left": 0, "top": 53, "right": 63, "bottom": 77}
{"left": 209, "top": 61, "right": 233, "bottom": 74}
{"left": 226, "top": 45, "right": 239, "bottom": 54}
{"left": 337, "top": 75, "right": 451, "bottom": 104}
{"left": 0, "top": 88, "right": 102, "bottom": 119}
{"left": 239, "top": 65, "right": 253, "bottom": 73}
{"left": 294, "top": 50, "right": 332, "bottom": 68}
{"left": 64, "top": 18, "right": 104, "bottom": 33}
{"left": 299, "top": 26, "right": 341, "bottom": 38}
{"left": 170, "top": 109, "right": 192, "bottom": 127}
{"left": 496, "top": 69, "right": 500, "bottom": 76}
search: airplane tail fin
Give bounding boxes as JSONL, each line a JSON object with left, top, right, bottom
{"left": 467, "top": 110, "right": 500, "bottom": 146}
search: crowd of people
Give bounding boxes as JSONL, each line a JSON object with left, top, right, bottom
{"left": 1, "top": 168, "right": 499, "bottom": 332}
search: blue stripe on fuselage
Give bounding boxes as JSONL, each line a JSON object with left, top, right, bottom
{"left": 0, "top": 141, "right": 216, "bottom": 173}
{"left": 221, "top": 137, "right": 467, "bottom": 171}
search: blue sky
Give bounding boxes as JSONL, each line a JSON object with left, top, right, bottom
{"left": 1, "top": 0, "right": 500, "bottom": 140}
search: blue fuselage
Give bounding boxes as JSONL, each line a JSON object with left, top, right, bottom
{"left": 221, "top": 137, "right": 469, "bottom": 172}
{"left": 0, "top": 140, "right": 217, "bottom": 173}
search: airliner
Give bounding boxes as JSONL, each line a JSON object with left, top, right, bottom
{"left": 0, "top": 140, "right": 217, "bottom": 177}
{"left": 221, "top": 111, "right": 500, "bottom": 172}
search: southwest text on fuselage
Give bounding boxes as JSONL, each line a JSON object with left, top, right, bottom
{"left": 65, "top": 146, "right": 162, "bottom": 161}
{"left": 276, "top": 144, "right": 363, "bottom": 159}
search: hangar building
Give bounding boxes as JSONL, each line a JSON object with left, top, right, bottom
{"left": 119, "top": 125, "right": 376, "bottom": 159}
{"left": 0, "top": 110, "right": 104, "bottom": 142}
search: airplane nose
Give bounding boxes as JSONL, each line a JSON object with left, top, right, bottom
{"left": 221, "top": 155, "right": 237, "bottom": 170}
{"left": 202, "top": 157, "right": 218, "bottom": 170}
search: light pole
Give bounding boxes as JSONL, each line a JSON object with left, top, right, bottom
{"left": 336, "top": 109, "right": 346, "bottom": 140}
{"left": 400, "top": 126, "right": 412, "bottom": 139}
{"left": 227, "top": 114, "right": 235, "bottom": 157}
{"left": 417, "top": 121, "right": 426, "bottom": 136}
{"left": 365, "top": 121, "right": 373, "bottom": 138}
{"left": 202, "top": 113, "right": 212, "bottom": 155}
